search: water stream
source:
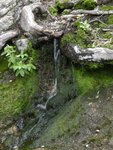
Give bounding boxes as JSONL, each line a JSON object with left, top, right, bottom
{"left": 37, "top": 38, "right": 60, "bottom": 110}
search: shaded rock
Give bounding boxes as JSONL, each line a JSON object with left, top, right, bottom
{"left": 16, "top": 38, "right": 29, "bottom": 51}
{"left": 62, "top": 44, "right": 113, "bottom": 63}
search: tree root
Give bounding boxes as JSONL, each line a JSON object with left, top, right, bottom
{"left": 0, "top": 30, "right": 19, "bottom": 50}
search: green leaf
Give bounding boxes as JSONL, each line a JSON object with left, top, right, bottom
{"left": 2, "top": 43, "right": 36, "bottom": 77}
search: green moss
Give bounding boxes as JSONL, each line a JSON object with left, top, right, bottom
{"left": 72, "top": 65, "right": 113, "bottom": 94}
{"left": 61, "top": 29, "right": 92, "bottom": 48}
{"left": 62, "top": 9, "right": 71, "bottom": 15}
{"left": 102, "top": 32, "right": 112, "bottom": 39}
{"left": 76, "top": 28, "right": 92, "bottom": 48}
{"left": 61, "top": 19, "right": 93, "bottom": 48}
{"left": 48, "top": 6, "right": 58, "bottom": 16}
{"left": 56, "top": 0, "right": 69, "bottom": 9}
{"left": 86, "top": 63, "right": 103, "bottom": 69}
{"left": 0, "top": 73, "right": 38, "bottom": 119}
{"left": 49, "top": 0, "right": 71, "bottom": 16}
{"left": 100, "top": 5, "right": 113, "bottom": 11}
{"left": 0, "top": 56, "right": 8, "bottom": 73}
{"left": 107, "top": 15, "right": 113, "bottom": 25}
{"left": 74, "top": 0, "right": 96, "bottom": 10}
{"left": 61, "top": 32, "right": 76, "bottom": 47}
{"left": 38, "top": 97, "right": 82, "bottom": 143}
{"left": 0, "top": 48, "right": 38, "bottom": 119}
{"left": 99, "top": 23, "right": 107, "bottom": 28}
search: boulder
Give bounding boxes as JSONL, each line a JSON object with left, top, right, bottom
{"left": 62, "top": 44, "right": 113, "bottom": 62}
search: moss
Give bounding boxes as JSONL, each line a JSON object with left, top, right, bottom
{"left": 76, "top": 28, "right": 92, "bottom": 48}
{"left": 62, "top": 9, "right": 71, "bottom": 15}
{"left": 100, "top": 5, "right": 113, "bottom": 11}
{"left": 49, "top": 0, "right": 71, "bottom": 16}
{"left": 0, "top": 48, "right": 39, "bottom": 119}
{"left": 56, "top": 0, "right": 69, "bottom": 9}
{"left": 48, "top": 6, "right": 58, "bottom": 16}
{"left": 99, "top": 23, "right": 107, "bottom": 28}
{"left": 102, "top": 32, "right": 112, "bottom": 39}
{"left": 86, "top": 63, "right": 103, "bottom": 69}
{"left": 72, "top": 65, "right": 113, "bottom": 94}
{"left": 74, "top": 0, "right": 96, "bottom": 10}
{"left": 98, "top": 32, "right": 113, "bottom": 49}
{"left": 34, "top": 64, "right": 113, "bottom": 145}
{"left": 61, "top": 29, "right": 92, "bottom": 48}
{"left": 61, "top": 19, "right": 93, "bottom": 48}
{"left": 0, "top": 56, "right": 8, "bottom": 73}
{"left": 107, "top": 15, "right": 113, "bottom": 25}
{"left": 88, "top": 135, "right": 104, "bottom": 143}
{"left": 61, "top": 32, "right": 76, "bottom": 47}
{"left": 0, "top": 72, "right": 38, "bottom": 119}
{"left": 38, "top": 97, "right": 82, "bottom": 144}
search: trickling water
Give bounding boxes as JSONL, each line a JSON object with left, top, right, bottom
{"left": 37, "top": 38, "right": 60, "bottom": 110}
{"left": 49, "top": 38, "right": 60, "bottom": 99}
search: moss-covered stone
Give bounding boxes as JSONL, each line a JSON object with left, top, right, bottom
{"left": 100, "top": 5, "right": 113, "bottom": 11}
{"left": 49, "top": 0, "right": 73, "bottom": 16}
{"left": 0, "top": 48, "right": 38, "bottom": 120}
{"left": 107, "top": 15, "right": 113, "bottom": 25}
{"left": 48, "top": 6, "right": 58, "bottom": 16}
{"left": 61, "top": 32, "right": 76, "bottom": 47}
{"left": 62, "top": 9, "right": 71, "bottom": 15}
{"left": 72, "top": 65, "right": 113, "bottom": 94}
{"left": 74, "top": 0, "right": 96, "bottom": 10}
{"left": 61, "top": 29, "right": 92, "bottom": 48}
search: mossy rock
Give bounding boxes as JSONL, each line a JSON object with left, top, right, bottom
{"left": 100, "top": 5, "right": 113, "bottom": 11}
{"left": 72, "top": 65, "right": 113, "bottom": 94}
{"left": 0, "top": 50, "right": 38, "bottom": 120}
{"left": 107, "top": 15, "right": 113, "bottom": 25}
{"left": 74, "top": 0, "right": 96, "bottom": 10}
{"left": 49, "top": 0, "right": 73, "bottom": 16}
{"left": 62, "top": 9, "right": 71, "bottom": 15}
{"left": 61, "top": 29, "right": 92, "bottom": 48}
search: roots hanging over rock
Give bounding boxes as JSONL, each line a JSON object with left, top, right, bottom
{"left": 1, "top": 0, "right": 113, "bottom": 64}
{"left": 0, "top": 30, "right": 19, "bottom": 50}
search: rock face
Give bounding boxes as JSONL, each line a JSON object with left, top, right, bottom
{"left": 62, "top": 44, "right": 113, "bottom": 62}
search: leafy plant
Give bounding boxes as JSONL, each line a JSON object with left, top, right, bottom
{"left": 1, "top": 44, "right": 36, "bottom": 77}
{"left": 76, "top": 20, "right": 91, "bottom": 31}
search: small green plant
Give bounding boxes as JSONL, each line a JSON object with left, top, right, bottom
{"left": 48, "top": 6, "right": 58, "bottom": 16}
{"left": 1, "top": 45, "right": 36, "bottom": 77}
{"left": 76, "top": 20, "right": 91, "bottom": 31}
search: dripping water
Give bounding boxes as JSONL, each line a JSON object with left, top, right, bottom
{"left": 37, "top": 38, "right": 60, "bottom": 110}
